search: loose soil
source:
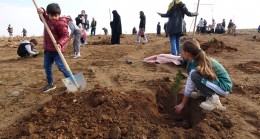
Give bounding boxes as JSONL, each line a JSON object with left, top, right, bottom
{"left": 0, "top": 33, "right": 259, "bottom": 139}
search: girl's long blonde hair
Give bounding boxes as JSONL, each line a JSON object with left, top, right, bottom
{"left": 182, "top": 39, "right": 217, "bottom": 80}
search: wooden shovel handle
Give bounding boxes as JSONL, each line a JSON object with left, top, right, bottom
{"left": 32, "top": 0, "right": 71, "bottom": 71}
{"left": 192, "top": 0, "right": 200, "bottom": 38}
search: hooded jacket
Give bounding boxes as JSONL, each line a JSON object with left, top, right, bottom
{"left": 41, "top": 8, "right": 69, "bottom": 52}
{"left": 160, "top": 1, "right": 197, "bottom": 35}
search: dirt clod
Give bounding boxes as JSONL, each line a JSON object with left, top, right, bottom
{"left": 200, "top": 38, "right": 237, "bottom": 54}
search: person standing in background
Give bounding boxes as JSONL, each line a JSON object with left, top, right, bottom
{"left": 132, "top": 26, "right": 137, "bottom": 35}
{"left": 7, "top": 24, "right": 13, "bottom": 37}
{"left": 90, "top": 17, "right": 97, "bottom": 36}
{"left": 75, "top": 10, "right": 86, "bottom": 26}
{"left": 210, "top": 19, "right": 216, "bottom": 33}
{"left": 182, "top": 20, "right": 187, "bottom": 36}
{"left": 110, "top": 10, "right": 122, "bottom": 44}
{"left": 198, "top": 18, "right": 204, "bottom": 33}
{"left": 136, "top": 11, "right": 148, "bottom": 43}
{"left": 79, "top": 24, "right": 87, "bottom": 44}
{"left": 164, "top": 22, "right": 168, "bottom": 37}
{"left": 232, "top": 23, "right": 236, "bottom": 36}
{"left": 157, "top": 0, "right": 198, "bottom": 55}
{"left": 222, "top": 19, "right": 226, "bottom": 29}
{"left": 68, "top": 16, "right": 82, "bottom": 58}
{"left": 157, "top": 22, "right": 161, "bottom": 35}
{"left": 84, "top": 14, "right": 90, "bottom": 31}
{"left": 227, "top": 19, "right": 234, "bottom": 35}
{"left": 22, "top": 28, "right": 27, "bottom": 37}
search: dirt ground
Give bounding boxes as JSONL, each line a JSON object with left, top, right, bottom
{"left": 0, "top": 32, "right": 259, "bottom": 139}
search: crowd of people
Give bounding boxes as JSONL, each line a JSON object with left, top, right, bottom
{"left": 196, "top": 18, "right": 237, "bottom": 35}
{"left": 9, "top": 1, "right": 238, "bottom": 112}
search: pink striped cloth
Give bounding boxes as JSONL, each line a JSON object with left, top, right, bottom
{"left": 143, "top": 54, "right": 181, "bottom": 65}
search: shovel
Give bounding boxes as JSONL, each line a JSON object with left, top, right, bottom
{"left": 32, "top": 0, "right": 86, "bottom": 92}
{"left": 192, "top": 0, "right": 200, "bottom": 38}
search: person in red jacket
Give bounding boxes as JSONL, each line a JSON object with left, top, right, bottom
{"left": 37, "top": 3, "right": 70, "bottom": 92}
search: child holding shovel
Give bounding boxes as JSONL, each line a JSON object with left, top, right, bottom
{"left": 175, "top": 39, "right": 232, "bottom": 113}
{"left": 37, "top": 3, "right": 70, "bottom": 92}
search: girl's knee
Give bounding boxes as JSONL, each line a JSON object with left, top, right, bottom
{"left": 190, "top": 71, "right": 201, "bottom": 82}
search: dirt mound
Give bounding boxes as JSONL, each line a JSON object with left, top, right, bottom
{"left": 0, "top": 41, "right": 19, "bottom": 48}
{"left": 0, "top": 34, "right": 259, "bottom": 139}
{"left": 0, "top": 36, "right": 43, "bottom": 49}
{"left": 236, "top": 61, "right": 260, "bottom": 74}
{"left": 200, "top": 38, "right": 237, "bottom": 54}
{"left": 2, "top": 83, "right": 233, "bottom": 138}
{"left": 91, "top": 37, "right": 111, "bottom": 45}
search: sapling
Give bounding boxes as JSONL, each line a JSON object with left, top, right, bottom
{"left": 172, "top": 69, "right": 183, "bottom": 106}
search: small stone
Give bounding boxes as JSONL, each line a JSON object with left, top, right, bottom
{"left": 109, "top": 126, "right": 121, "bottom": 139}
{"left": 10, "top": 91, "right": 19, "bottom": 97}
{"left": 23, "top": 123, "right": 36, "bottom": 135}
{"left": 126, "top": 105, "right": 132, "bottom": 111}
{"left": 126, "top": 60, "right": 132, "bottom": 64}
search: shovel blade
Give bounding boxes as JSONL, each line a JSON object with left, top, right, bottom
{"left": 62, "top": 73, "right": 87, "bottom": 92}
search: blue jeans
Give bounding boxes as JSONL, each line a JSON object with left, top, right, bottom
{"left": 170, "top": 32, "right": 181, "bottom": 55}
{"left": 91, "top": 28, "right": 96, "bottom": 36}
{"left": 44, "top": 51, "right": 69, "bottom": 84}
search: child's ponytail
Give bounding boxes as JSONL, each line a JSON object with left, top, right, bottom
{"left": 182, "top": 39, "right": 217, "bottom": 80}
{"left": 195, "top": 50, "right": 217, "bottom": 80}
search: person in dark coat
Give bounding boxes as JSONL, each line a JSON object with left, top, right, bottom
{"left": 110, "top": 10, "right": 122, "bottom": 44}
{"left": 222, "top": 19, "right": 226, "bottom": 29}
{"left": 202, "top": 19, "right": 207, "bottom": 33}
{"left": 157, "top": 0, "right": 198, "bottom": 55}
{"left": 215, "top": 23, "right": 225, "bottom": 34}
{"left": 22, "top": 28, "right": 27, "bottom": 37}
{"left": 157, "top": 22, "right": 161, "bottom": 35}
{"left": 164, "top": 22, "right": 168, "bottom": 37}
{"left": 132, "top": 26, "right": 137, "bottom": 35}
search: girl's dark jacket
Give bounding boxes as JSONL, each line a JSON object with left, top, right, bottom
{"left": 160, "top": 2, "right": 197, "bottom": 35}
{"left": 139, "top": 15, "right": 146, "bottom": 29}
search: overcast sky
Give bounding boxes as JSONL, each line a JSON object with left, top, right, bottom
{"left": 0, "top": 0, "right": 259, "bottom": 36}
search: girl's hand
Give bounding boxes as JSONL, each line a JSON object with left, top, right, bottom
{"left": 37, "top": 8, "right": 44, "bottom": 14}
{"left": 157, "top": 12, "right": 161, "bottom": 16}
{"left": 175, "top": 103, "right": 184, "bottom": 113}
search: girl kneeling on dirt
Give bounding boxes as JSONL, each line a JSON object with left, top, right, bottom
{"left": 175, "top": 39, "right": 232, "bottom": 113}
